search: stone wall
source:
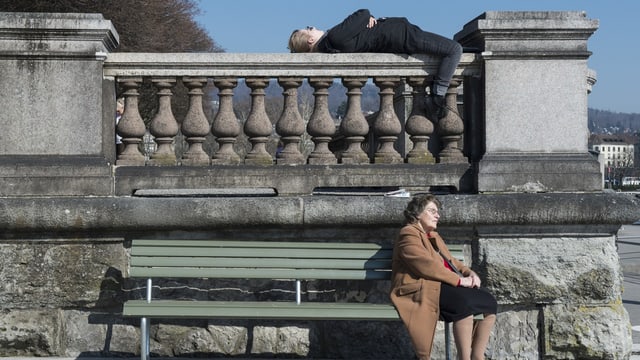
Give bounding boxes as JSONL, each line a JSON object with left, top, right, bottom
{"left": 0, "top": 194, "right": 637, "bottom": 359}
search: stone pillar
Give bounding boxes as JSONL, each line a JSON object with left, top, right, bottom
{"left": 148, "top": 78, "right": 179, "bottom": 166}
{"left": 372, "top": 77, "right": 403, "bottom": 164}
{"left": 405, "top": 77, "right": 435, "bottom": 164}
{"left": 477, "top": 229, "right": 632, "bottom": 359}
{"left": 307, "top": 77, "right": 337, "bottom": 165}
{"left": 455, "top": 12, "right": 601, "bottom": 192}
{"left": 0, "top": 12, "right": 118, "bottom": 196}
{"left": 116, "top": 77, "right": 146, "bottom": 166}
{"left": 244, "top": 78, "right": 274, "bottom": 166}
{"left": 211, "top": 78, "right": 241, "bottom": 165}
{"left": 181, "top": 77, "right": 211, "bottom": 166}
{"left": 276, "top": 77, "right": 305, "bottom": 165}
{"left": 437, "top": 79, "right": 467, "bottom": 164}
{"left": 339, "top": 78, "right": 370, "bottom": 165}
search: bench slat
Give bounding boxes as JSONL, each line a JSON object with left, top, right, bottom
{"left": 129, "top": 266, "right": 392, "bottom": 280}
{"left": 132, "top": 239, "right": 391, "bottom": 250}
{"left": 131, "top": 257, "right": 392, "bottom": 270}
{"left": 127, "top": 240, "right": 464, "bottom": 280}
{"left": 123, "top": 300, "right": 400, "bottom": 321}
{"left": 131, "top": 247, "right": 393, "bottom": 260}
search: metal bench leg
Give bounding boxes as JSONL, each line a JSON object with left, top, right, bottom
{"left": 140, "top": 278, "right": 152, "bottom": 360}
{"left": 140, "top": 317, "right": 149, "bottom": 360}
{"left": 444, "top": 321, "right": 451, "bottom": 360}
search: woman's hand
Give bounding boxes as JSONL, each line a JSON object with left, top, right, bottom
{"left": 469, "top": 271, "right": 482, "bottom": 288}
{"left": 367, "top": 16, "right": 377, "bottom": 28}
{"left": 459, "top": 276, "right": 473, "bottom": 288}
{"left": 459, "top": 272, "right": 482, "bottom": 288}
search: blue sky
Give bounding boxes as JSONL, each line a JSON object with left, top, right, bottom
{"left": 195, "top": 1, "right": 638, "bottom": 114}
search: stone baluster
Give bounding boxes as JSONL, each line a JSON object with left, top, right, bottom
{"left": 405, "top": 77, "right": 436, "bottom": 164}
{"left": 244, "top": 78, "right": 273, "bottom": 165}
{"left": 211, "top": 78, "right": 241, "bottom": 165}
{"left": 276, "top": 77, "right": 305, "bottom": 165}
{"left": 116, "top": 77, "right": 146, "bottom": 166}
{"left": 307, "top": 77, "right": 337, "bottom": 165}
{"left": 339, "top": 77, "right": 370, "bottom": 164}
{"left": 437, "top": 79, "right": 467, "bottom": 164}
{"left": 180, "top": 77, "right": 210, "bottom": 166}
{"left": 372, "top": 77, "right": 402, "bottom": 164}
{"left": 148, "top": 78, "right": 179, "bottom": 166}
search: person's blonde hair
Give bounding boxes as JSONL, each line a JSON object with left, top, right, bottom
{"left": 288, "top": 29, "right": 312, "bottom": 53}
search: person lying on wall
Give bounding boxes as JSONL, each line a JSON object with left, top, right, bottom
{"left": 288, "top": 8, "right": 463, "bottom": 120}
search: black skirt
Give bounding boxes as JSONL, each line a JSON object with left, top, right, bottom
{"left": 439, "top": 283, "right": 497, "bottom": 322}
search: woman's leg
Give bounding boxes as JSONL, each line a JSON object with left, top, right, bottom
{"left": 452, "top": 315, "right": 473, "bottom": 360}
{"left": 471, "top": 314, "right": 496, "bottom": 360}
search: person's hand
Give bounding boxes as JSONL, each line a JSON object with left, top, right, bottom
{"left": 459, "top": 273, "right": 481, "bottom": 288}
{"left": 469, "top": 271, "right": 482, "bottom": 288}
{"left": 458, "top": 276, "right": 473, "bottom": 288}
{"left": 367, "top": 16, "right": 377, "bottom": 28}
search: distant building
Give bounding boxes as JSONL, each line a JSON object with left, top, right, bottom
{"left": 589, "top": 134, "right": 636, "bottom": 168}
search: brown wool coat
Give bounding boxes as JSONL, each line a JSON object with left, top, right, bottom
{"left": 389, "top": 224, "right": 471, "bottom": 360}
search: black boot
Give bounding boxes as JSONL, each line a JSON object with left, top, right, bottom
{"left": 425, "top": 94, "right": 448, "bottom": 120}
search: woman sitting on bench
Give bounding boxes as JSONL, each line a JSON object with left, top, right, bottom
{"left": 390, "top": 194, "right": 497, "bottom": 360}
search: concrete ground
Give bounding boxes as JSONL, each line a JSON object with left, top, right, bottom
{"left": 618, "top": 224, "right": 640, "bottom": 358}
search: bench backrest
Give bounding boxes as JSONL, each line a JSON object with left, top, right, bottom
{"left": 129, "top": 239, "right": 464, "bottom": 281}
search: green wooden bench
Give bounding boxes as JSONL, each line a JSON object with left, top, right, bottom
{"left": 123, "top": 239, "right": 468, "bottom": 360}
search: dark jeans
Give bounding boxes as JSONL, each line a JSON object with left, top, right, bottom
{"left": 417, "top": 31, "right": 463, "bottom": 96}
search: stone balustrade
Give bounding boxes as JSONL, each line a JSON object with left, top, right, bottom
{"left": 104, "top": 53, "right": 480, "bottom": 166}
{"left": 102, "top": 53, "right": 480, "bottom": 194}
{"left": 102, "top": 53, "right": 482, "bottom": 195}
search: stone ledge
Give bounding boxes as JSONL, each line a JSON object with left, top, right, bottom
{"left": 0, "top": 193, "right": 637, "bottom": 236}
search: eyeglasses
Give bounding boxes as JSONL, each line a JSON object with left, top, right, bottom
{"left": 425, "top": 208, "right": 439, "bottom": 216}
{"left": 306, "top": 26, "right": 315, "bottom": 31}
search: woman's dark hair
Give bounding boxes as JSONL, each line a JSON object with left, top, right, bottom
{"left": 403, "top": 193, "right": 441, "bottom": 225}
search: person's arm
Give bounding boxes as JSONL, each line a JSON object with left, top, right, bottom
{"left": 435, "top": 233, "right": 482, "bottom": 288}
{"left": 395, "top": 226, "right": 461, "bottom": 287}
{"left": 324, "top": 9, "right": 372, "bottom": 47}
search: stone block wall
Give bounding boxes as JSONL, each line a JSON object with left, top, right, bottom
{"left": 481, "top": 235, "right": 632, "bottom": 359}
{"left": 0, "top": 194, "right": 637, "bottom": 359}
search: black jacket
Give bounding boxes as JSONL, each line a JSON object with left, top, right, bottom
{"left": 317, "top": 9, "right": 425, "bottom": 54}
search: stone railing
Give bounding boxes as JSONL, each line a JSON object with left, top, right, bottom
{"left": 103, "top": 53, "right": 481, "bottom": 195}
{"left": 0, "top": 11, "right": 603, "bottom": 196}
{"left": 105, "top": 53, "right": 479, "bottom": 167}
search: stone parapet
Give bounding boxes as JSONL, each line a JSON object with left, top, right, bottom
{"left": 0, "top": 193, "right": 635, "bottom": 359}
{"left": 103, "top": 52, "right": 481, "bottom": 78}
{"left": 0, "top": 193, "right": 637, "bottom": 235}
{"left": 455, "top": 11, "right": 601, "bottom": 193}
{"left": 0, "top": 12, "right": 118, "bottom": 58}
{"left": 0, "top": 12, "right": 119, "bottom": 196}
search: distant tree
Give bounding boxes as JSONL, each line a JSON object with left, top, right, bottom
{"left": 0, "top": 0, "right": 222, "bottom": 52}
{"left": 589, "top": 108, "right": 640, "bottom": 134}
